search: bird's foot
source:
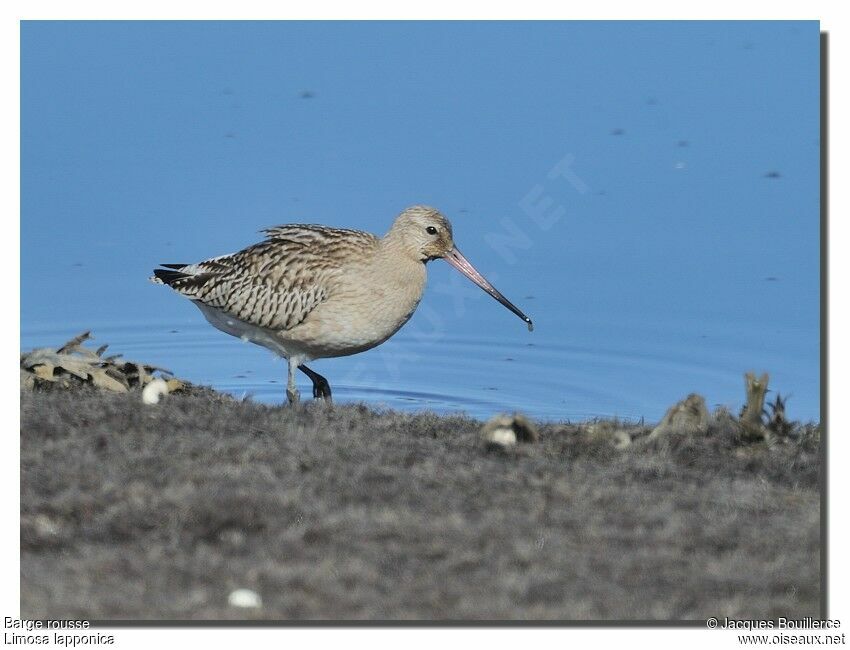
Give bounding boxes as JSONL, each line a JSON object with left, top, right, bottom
{"left": 311, "top": 378, "right": 333, "bottom": 402}
{"left": 298, "top": 364, "right": 332, "bottom": 403}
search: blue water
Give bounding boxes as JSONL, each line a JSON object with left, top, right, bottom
{"left": 21, "top": 21, "right": 821, "bottom": 422}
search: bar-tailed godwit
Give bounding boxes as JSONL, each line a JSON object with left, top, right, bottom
{"left": 152, "top": 205, "right": 533, "bottom": 404}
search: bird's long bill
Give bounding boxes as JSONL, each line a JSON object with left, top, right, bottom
{"left": 443, "top": 247, "right": 534, "bottom": 332}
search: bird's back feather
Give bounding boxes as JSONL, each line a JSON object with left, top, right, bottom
{"left": 152, "top": 224, "right": 378, "bottom": 331}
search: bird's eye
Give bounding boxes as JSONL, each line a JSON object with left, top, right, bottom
{"left": 426, "top": 226, "right": 438, "bottom": 235}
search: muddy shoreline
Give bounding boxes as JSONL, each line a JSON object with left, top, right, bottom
{"left": 21, "top": 384, "right": 821, "bottom": 621}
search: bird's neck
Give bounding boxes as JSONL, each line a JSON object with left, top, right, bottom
{"left": 380, "top": 229, "right": 423, "bottom": 263}
{"left": 376, "top": 235, "right": 428, "bottom": 297}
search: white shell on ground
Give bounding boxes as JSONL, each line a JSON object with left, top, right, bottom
{"left": 486, "top": 428, "right": 518, "bottom": 448}
{"left": 142, "top": 378, "right": 169, "bottom": 405}
{"left": 227, "top": 588, "right": 263, "bottom": 608}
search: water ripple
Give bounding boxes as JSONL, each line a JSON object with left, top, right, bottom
{"left": 20, "top": 317, "right": 819, "bottom": 422}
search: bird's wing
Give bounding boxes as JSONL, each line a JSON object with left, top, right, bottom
{"left": 153, "top": 225, "right": 378, "bottom": 331}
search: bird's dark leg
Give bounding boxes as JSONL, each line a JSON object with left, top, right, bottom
{"left": 298, "top": 364, "right": 332, "bottom": 402}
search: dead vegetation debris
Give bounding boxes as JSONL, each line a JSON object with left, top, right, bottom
{"left": 649, "top": 393, "right": 710, "bottom": 440}
{"left": 482, "top": 413, "right": 540, "bottom": 451}
{"left": 20, "top": 331, "right": 185, "bottom": 395}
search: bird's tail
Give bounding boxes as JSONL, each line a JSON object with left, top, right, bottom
{"left": 150, "top": 264, "right": 191, "bottom": 286}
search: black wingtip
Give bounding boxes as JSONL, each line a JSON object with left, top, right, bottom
{"left": 152, "top": 268, "right": 189, "bottom": 286}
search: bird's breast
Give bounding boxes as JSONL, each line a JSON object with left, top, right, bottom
{"left": 287, "top": 260, "right": 427, "bottom": 358}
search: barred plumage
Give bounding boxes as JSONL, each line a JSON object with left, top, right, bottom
{"left": 155, "top": 225, "right": 378, "bottom": 331}
{"left": 152, "top": 205, "right": 533, "bottom": 405}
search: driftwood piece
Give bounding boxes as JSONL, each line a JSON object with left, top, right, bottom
{"left": 740, "top": 372, "right": 769, "bottom": 440}
{"left": 649, "top": 393, "right": 709, "bottom": 439}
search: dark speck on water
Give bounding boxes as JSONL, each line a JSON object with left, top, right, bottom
{"left": 19, "top": 23, "right": 820, "bottom": 426}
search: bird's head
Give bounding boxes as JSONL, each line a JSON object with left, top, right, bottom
{"left": 387, "top": 205, "right": 455, "bottom": 262}
{"left": 385, "top": 205, "right": 534, "bottom": 332}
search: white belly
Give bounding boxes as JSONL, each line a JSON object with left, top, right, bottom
{"left": 193, "top": 301, "right": 308, "bottom": 361}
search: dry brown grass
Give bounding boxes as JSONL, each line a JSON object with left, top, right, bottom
{"left": 20, "top": 386, "right": 820, "bottom": 621}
